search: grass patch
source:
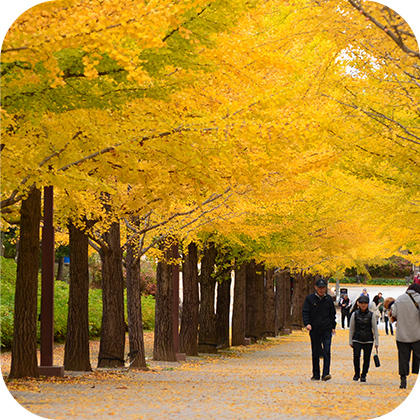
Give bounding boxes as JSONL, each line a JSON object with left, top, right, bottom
{"left": 1, "top": 257, "right": 155, "bottom": 350}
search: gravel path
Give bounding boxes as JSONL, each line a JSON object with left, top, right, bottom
{"left": 2, "top": 328, "right": 418, "bottom": 420}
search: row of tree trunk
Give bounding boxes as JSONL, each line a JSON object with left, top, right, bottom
{"left": 153, "top": 241, "right": 320, "bottom": 361}
{"left": 9, "top": 189, "right": 320, "bottom": 377}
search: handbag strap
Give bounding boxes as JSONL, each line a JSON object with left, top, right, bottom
{"left": 407, "top": 292, "right": 420, "bottom": 310}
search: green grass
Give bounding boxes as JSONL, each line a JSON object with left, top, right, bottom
{"left": 334, "top": 277, "right": 408, "bottom": 286}
{"left": 0, "top": 257, "right": 155, "bottom": 350}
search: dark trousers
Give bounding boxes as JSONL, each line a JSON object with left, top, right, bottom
{"left": 310, "top": 329, "right": 332, "bottom": 378}
{"left": 353, "top": 342, "right": 373, "bottom": 377}
{"left": 396, "top": 340, "right": 420, "bottom": 377}
{"left": 341, "top": 310, "right": 350, "bottom": 328}
{"left": 384, "top": 316, "right": 393, "bottom": 335}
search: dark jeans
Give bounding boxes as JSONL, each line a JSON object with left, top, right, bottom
{"left": 384, "top": 316, "right": 393, "bottom": 335}
{"left": 396, "top": 340, "right": 420, "bottom": 377}
{"left": 341, "top": 310, "right": 350, "bottom": 328}
{"left": 353, "top": 342, "right": 373, "bottom": 377}
{"left": 310, "top": 329, "right": 332, "bottom": 378}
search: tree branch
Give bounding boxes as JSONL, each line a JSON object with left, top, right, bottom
{"left": 347, "top": 0, "right": 419, "bottom": 59}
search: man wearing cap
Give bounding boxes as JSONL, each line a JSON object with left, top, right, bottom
{"left": 302, "top": 278, "right": 336, "bottom": 381}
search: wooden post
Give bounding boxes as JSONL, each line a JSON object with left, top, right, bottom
{"left": 39, "top": 186, "right": 64, "bottom": 377}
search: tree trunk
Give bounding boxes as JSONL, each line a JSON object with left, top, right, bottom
{"left": 232, "top": 262, "right": 246, "bottom": 346}
{"left": 274, "top": 272, "right": 284, "bottom": 335}
{"left": 56, "top": 256, "right": 65, "bottom": 281}
{"left": 198, "top": 242, "right": 217, "bottom": 353}
{"left": 291, "top": 271, "right": 307, "bottom": 330}
{"left": 64, "top": 221, "right": 92, "bottom": 371}
{"left": 9, "top": 187, "right": 41, "bottom": 379}
{"left": 126, "top": 237, "right": 147, "bottom": 369}
{"left": 98, "top": 222, "right": 126, "bottom": 368}
{"left": 180, "top": 242, "right": 199, "bottom": 356}
{"left": 307, "top": 274, "right": 316, "bottom": 297}
{"left": 264, "top": 267, "right": 276, "bottom": 337}
{"left": 275, "top": 270, "right": 292, "bottom": 335}
{"left": 216, "top": 274, "right": 232, "bottom": 349}
{"left": 153, "top": 242, "right": 176, "bottom": 361}
{"left": 245, "top": 260, "right": 265, "bottom": 343}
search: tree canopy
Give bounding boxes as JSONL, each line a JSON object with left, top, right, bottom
{"left": 1, "top": 0, "right": 420, "bottom": 274}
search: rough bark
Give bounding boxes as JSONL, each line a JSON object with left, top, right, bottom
{"left": 291, "top": 271, "right": 307, "bottom": 330}
{"left": 9, "top": 188, "right": 41, "bottom": 379}
{"left": 198, "top": 242, "right": 217, "bottom": 353}
{"left": 56, "top": 256, "right": 65, "bottom": 281}
{"left": 264, "top": 267, "right": 276, "bottom": 337}
{"left": 64, "top": 221, "right": 92, "bottom": 371}
{"left": 180, "top": 242, "right": 199, "bottom": 356}
{"left": 275, "top": 270, "right": 292, "bottom": 335}
{"left": 245, "top": 261, "right": 265, "bottom": 343}
{"left": 216, "top": 274, "right": 232, "bottom": 349}
{"left": 97, "top": 222, "right": 126, "bottom": 368}
{"left": 153, "top": 243, "right": 176, "bottom": 361}
{"left": 126, "top": 237, "right": 147, "bottom": 369}
{"left": 232, "top": 262, "right": 246, "bottom": 346}
{"left": 307, "top": 274, "right": 316, "bottom": 298}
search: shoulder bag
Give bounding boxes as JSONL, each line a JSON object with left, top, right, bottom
{"left": 407, "top": 292, "right": 420, "bottom": 319}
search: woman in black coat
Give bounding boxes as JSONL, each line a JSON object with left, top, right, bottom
{"left": 349, "top": 295, "right": 379, "bottom": 382}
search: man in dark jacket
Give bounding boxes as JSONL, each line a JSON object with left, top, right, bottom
{"left": 302, "top": 278, "right": 336, "bottom": 381}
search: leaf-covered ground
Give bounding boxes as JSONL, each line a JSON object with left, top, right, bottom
{"left": 1, "top": 329, "right": 417, "bottom": 419}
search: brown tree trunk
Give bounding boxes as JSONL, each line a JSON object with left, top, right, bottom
{"left": 291, "top": 271, "right": 307, "bottom": 330}
{"left": 126, "top": 236, "right": 147, "bottom": 369}
{"left": 10, "top": 187, "right": 41, "bottom": 379}
{"left": 245, "top": 261, "right": 265, "bottom": 343}
{"left": 98, "top": 222, "right": 126, "bottom": 368}
{"left": 180, "top": 242, "right": 199, "bottom": 356}
{"left": 275, "top": 270, "right": 292, "bottom": 335}
{"left": 64, "top": 221, "right": 92, "bottom": 371}
{"left": 232, "top": 262, "right": 246, "bottom": 346}
{"left": 264, "top": 267, "right": 276, "bottom": 337}
{"left": 216, "top": 274, "right": 232, "bottom": 349}
{"left": 153, "top": 242, "right": 176, "bottom": 361}
{"left": 307, "top": 274, "right": 316, "bottom": 297}
{"left": 198, "top": 242, "right": 217, "bottom": 353}
{"left": 56, "top": 256, "right": 65, "bottom": 281}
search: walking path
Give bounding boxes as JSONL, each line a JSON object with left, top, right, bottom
{"left": 2, "top": 328, "right": 419, "bottom": 420}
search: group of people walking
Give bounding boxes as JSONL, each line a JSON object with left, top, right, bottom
{"left": 339, "top": 290, "right": 394, "bottom": 335}
{"left": 302, "top": 278, "right": 420, "bottom": 389}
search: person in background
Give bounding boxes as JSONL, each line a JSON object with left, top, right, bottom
{"left": 414, "top": 274, "right": 420, "bottom": 285}
{"left": 378, "top": 292, "right": 385, "bottom": 320}
{"left": 370, "top": 295, "right": 381, "bottom": 324}
{"left": 339, "top": 294, "right": 351, "bottom": 329}
{"left": 360, "top": 288, "right": 369, "bottom": 299}
{"left": 302, "top": 278, "right": 336, "bottom": 382}
{"left": 390, "top": 283, "right": 420, "bottom": 389}
{"left": 349, "top": 295, "right": 379, "bottom": 382}
{"left": 383, "top": 302, "right": 394, "bottom": 336}
{"left": 349, "top": 296, "right": 360, "bottom": 319}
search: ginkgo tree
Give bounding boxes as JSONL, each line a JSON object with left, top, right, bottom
{"left": 1, "top": 0, "right": 261, "bottom": 377}
{"left": 2, "top": 0, "right": 420, "bottom": 377}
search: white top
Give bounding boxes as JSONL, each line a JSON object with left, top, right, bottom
{"left": 391, "top": 290, "right": 420, "bottom": 343}
{"left": 369, "top": 301, "right": 381, "bottom": 320}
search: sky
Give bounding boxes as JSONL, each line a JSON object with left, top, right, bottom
{"left": 1, "top": 1, "right": 420, "bottom": 420}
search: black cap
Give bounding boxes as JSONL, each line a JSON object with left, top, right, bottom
{"left": 315, "top": 278, "right": 327, "bottom": 287}
{"left": 359, "top": 295, "right": 369, "bottom": 303}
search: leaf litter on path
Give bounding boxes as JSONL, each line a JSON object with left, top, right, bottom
{"left": 2, "top": 329, "right": 417, "bottom": 419}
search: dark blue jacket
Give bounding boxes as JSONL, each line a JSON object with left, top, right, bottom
{"left": 302, "top": 293, "right": 336, "bottom": 331}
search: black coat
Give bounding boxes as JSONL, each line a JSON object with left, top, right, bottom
{"left": 302, "top": 293, "right": 336, "bottom": 332}
{"left": 352, "top": 309, "right": 374, "bottom": 343}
